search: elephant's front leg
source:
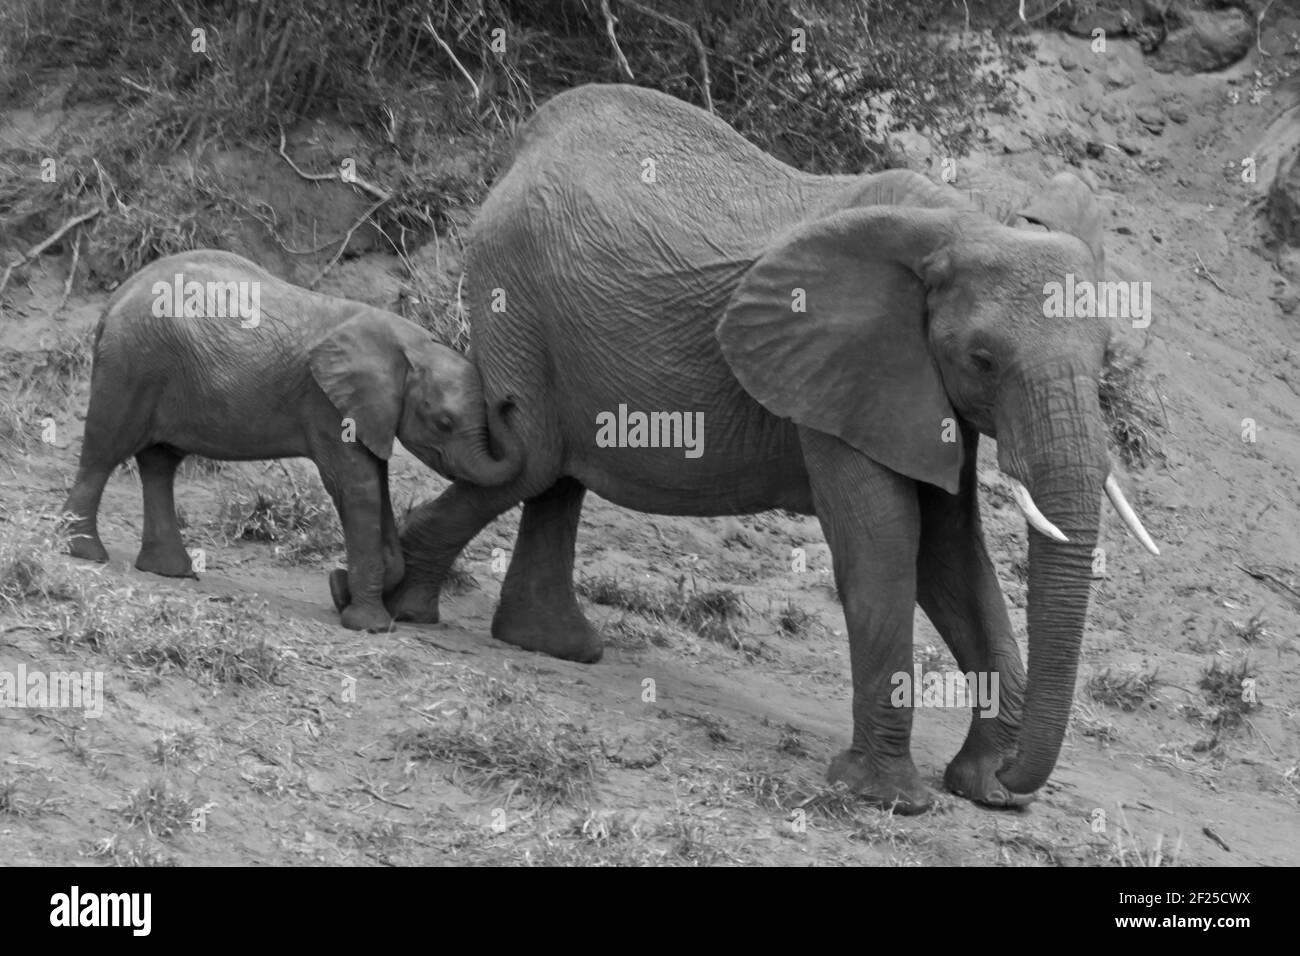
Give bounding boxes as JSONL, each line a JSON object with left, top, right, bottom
{"left": 915, "top": 434, "right": 1029, "bottom": 808}
{"left": 800, "top": 429, "right": 929, "bottom": 813}
{"left": 318, "top": 450, "right": 393, "bottom": 633}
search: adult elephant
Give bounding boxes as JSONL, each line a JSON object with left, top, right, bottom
{"left": 377, "top": 84, "right": 1160, "bottom": 810}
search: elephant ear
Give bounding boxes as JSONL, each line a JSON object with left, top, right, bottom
{"left": 309, "top": 310, "right": 417, "bottom": 460}
{"left": 717, "top": 207, "right": 963, "bottom": 493}
{"left": 1019, "top": 172, "right": 1105, "bottom": 273}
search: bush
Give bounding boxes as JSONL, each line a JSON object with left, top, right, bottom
{"left": 0, "top": 0, "right": 1033, "bottom": 290}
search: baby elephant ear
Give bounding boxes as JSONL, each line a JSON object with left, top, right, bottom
{"left": 309, "top": 310, "right": 414, "bottom": 460}
{"left": 717, "top": 206, "right": 963, "bottom": 493}
{"left": 1019, "top": 172, "right": 1105, "bottom": 273}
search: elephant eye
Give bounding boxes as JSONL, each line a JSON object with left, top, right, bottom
{"left": 969, "top": 349, "right": 997, "bottom": 375}
{"left": 434, "top": 414, "right": 454, "bottom": 433}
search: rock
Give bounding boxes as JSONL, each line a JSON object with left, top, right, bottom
{"left": 1276, "top": 292, "right": 1300, "bottom": 315}
{"left": 1119, "top": 140, "right": 1142, "bottom": 156}
{"left": 1167, "top": 106, "right": 1189, "bottom": 124}
{"left": 1060, "top": 55, "right": 1078, "bottom": 72}
{"left": 1267, "top": 146, "right": 1300, "bottom": 247}
{"left": 1135, "top": 107, "right": 1166, "bottom": 129}
{"left": 1104, "top": 59, "right": 1135, "bottom": 89}
{"left": 1150, "top": 9, "right": 1252, "bottom": 74}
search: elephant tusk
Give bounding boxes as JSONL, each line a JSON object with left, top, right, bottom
{"left": 1105, "top": 473, "right": 1160, "bottom": 556}
{"left": 1007, "top": 478, "right": 1069, "bottom": 543}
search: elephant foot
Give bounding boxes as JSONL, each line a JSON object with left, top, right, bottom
{"left": 389, "top": 578, "right": 442, "bottom": 624}
{"left": 340, "top": 602, "right": 394, "bottom": 633}
{"left": 944, "top": 744, "right": 1035, "bottom": 809}
{"left": 492, "top": 596, "right": 603, "bottom": 663}
{"left": 68, "top": 533, "right": 109, "bottom": 564}
{"left": 135, "top": 543, "right": 196, "bottom": 578}
{"left": 827, "top": 749, "right": 932, "bottom": 814}
{"left": 330, "top": 569, "right": 441, "bottom": 623}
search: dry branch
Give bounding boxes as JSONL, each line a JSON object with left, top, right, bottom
{"left": 600, "top": 0, "right": 635, "bottom": 80}
{"left": 423, "top": 15, "right": 482, "bottom": 102}
{"left": 621, "top": 0, "right": 713, "bottom": 113}
{"left": 277, "top": 131, "right": 391, "bottom": 203}
{"left": 310, "top": 197, "right": 389, "bottom": 288}
{"left": 57, "top": 226, "right": 82, "bottom": 313}
{"left": 0, "top": 207, "right": 102, "bottom": 299}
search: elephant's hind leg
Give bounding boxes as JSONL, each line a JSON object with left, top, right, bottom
{"left": 63, "top": 383, "right": 149, "bottom": 563}
{"left": 63, "top": 460, "right": 113, "bottom": 563}
{"left": 381, "top": 480, "right": 525, "bottom": 624}
{"left": 134, "top": 445, "right": 194, "bottom": 577}
{"left": 491, "top": 476, "right": 601, "bottom": 663}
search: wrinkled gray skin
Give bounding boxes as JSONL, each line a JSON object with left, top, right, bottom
{"left": 62, "top": 249, "right": 523, "bottom": 632}
{"left": 375, "top": 85, "right": 1122, "bottom": 809}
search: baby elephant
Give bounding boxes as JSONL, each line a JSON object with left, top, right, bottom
{"left": 62, "top": 249, "right": 522, "bottom": 631}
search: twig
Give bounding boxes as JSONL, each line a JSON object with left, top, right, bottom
{"left": 277, "top": 130, "right": 391, "bottom": 203}
{"left": 1201, "top": 826, "right": 1231, "bottom": 853}
{"left": 423, "top": 16, "right": 481, "bottom": 102}
{"left": 350, "top": 774, "right": 416, "bottom": 810}
{"left": 0, "top": 207, "right": 102, "bottom": 297}
{"left": 310, "top": 197, "right": 389, "bottom": 288}
{"left": 118, "top": 75, "right": 158, "bottom": 95}
{"left": 599, "top": 0, "right": 635, "bottom": 79}
{"left": 56, "top": 226, "right": 81, "bottom": 314}
{"left": 1192, "top": 252, "right": 1229, "bottom": 296}
{"left": 1236, "top": 563, "right": 1300, "bottom": 600}
{"left": 622, "top": 0, "right": 713, "bottom": 113}
{"left": 1244, "top": 718, "right": 1278, "bottom": 759}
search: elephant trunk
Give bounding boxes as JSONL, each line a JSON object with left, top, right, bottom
{"left": 445, "top": 400, "right": 525, "bottom": 487}
{"left": 994, "top": 365, "right": 1107, "bottom": 796}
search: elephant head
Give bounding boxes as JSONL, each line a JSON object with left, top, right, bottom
{"left": 717, "top": 170, "right": 1157, "bottom": 796}
{"left": 309, "top": 309, "right": 524, "bottom": 486}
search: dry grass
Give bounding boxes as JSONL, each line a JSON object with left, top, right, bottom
{"left": 0, "top": 330, "right": 93, "bottom": 452}
{"left": 577, "top": 573, "right": 755, "bottom": 653}
{"left": 1087, "top": 666, "right": 1160, "bottom": 712}
{"left": 213, "top": 472, "right": 340, "bottom": 566}
{"left": 3, "top": 510, "right": 285, "bottom": 687}
{"left": 1100, "top": 342, "right": 1167, "bottom": 468}
{"left": 393, "top": 669, "right": 602, "bottom": 807}
{"left": 118, "top": 779, "right": 198, "bottom": 840}
{"left": 1197, "top": 656, "right": 1257, "bottom": 730}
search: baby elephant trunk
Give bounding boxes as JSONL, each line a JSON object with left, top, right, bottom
{"left": 446, "top": 399, "right": 525, "bottom": 487}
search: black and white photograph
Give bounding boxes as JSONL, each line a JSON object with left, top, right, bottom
{"left": 0, "top": 0, "right": 1295, "bottom": 892}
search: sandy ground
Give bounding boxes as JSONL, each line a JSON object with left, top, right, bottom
{"left": 2, "top": 25, "right": 1299, "bottom": 865}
